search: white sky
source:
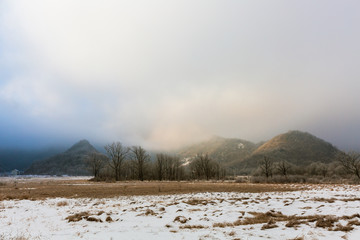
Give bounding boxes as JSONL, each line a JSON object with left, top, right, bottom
{"left": 0, "top": 0, "right": 359, "bottom": 150}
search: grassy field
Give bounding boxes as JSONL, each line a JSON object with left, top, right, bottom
{"left": 1, "top": 179, "right": 360, "bottom": 239}
{"left": 0, "top": 177, "right": 299, "bottom": 200}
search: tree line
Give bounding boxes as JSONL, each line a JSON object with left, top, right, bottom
{"left": 87, "top": 141, "right": 360, "bottom": 183}
{"left": 86, "top": 142, "right": 226, "bottom": 181}
{"left": 255, "top": 152, "right": 360, "bottom": 183}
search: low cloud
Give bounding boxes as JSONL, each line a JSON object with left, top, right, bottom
{"left": 1, "top": 0, "right": 360, "bottom": 150}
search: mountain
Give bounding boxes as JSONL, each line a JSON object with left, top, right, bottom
{"left": 0, "top": 147, "right": 64, "bottom": 172}
{"left": 177, "top": 131, "right": 343, "bottom": 174}
{"left": 177, "top": 136, "right": 260, "bottom": 168}
{"left": 25, "top": 140, "right": 97, "bottom": 176}
{"left": 236, "top": 131, "right": 342, "bottom": 173}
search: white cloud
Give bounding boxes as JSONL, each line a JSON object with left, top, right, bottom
{"left": 1, "top": 0, "right": 360, "bottom": 149}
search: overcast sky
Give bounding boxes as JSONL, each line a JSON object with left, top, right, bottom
{"left": 0, "top": 0, "right": 359, "bottom": 151}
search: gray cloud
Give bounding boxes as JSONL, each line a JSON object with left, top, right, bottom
{"left": 1, "top": 0, "right": 360, "bottom": 150}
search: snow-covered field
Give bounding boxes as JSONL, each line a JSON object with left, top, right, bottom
{"left": 1, "top": 184, "right": 360, "bottom": 240}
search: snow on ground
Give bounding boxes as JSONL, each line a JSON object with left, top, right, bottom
{"left": 1, "top": 185, "right": 360, "bottom": 240}
{"left": 0, "top": 176, "right": 92, "bottom": 182}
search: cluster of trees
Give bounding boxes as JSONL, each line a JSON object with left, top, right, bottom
{"left": 86, "top": 142, "right": 226, "bottom": 181}
{"left": 87, "top": 142, "right": 151, "bottom": 181}
{"left": 155, "top": 153, "right": 184, "bottom": 181}
{"left": 189, "top": 154, "right": 226, "bottom": 180}
{"left": 256, "top": 152, "right": 360, "bottom": 182}
{"left": 87, "top": 141, "right": 360, "bottom": 183}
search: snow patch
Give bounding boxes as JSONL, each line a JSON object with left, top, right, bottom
{"left": 1, "top": 185, "right": 360, "bottom": 239}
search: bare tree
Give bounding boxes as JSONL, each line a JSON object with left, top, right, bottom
{"left": 338, "top": 152, "right": 360, "bottom": 179}
{"left": 318, "top": 163, "right": 328, "bottom": 178}
{"left": 86, "top": 152, "right": 107, "bottom": 178}
{"left": 276, "top": 160, "right": 291, "bottom": 178}
{"left": 260, "top": 156, "right": 273, "bottom": 179}
{"left": 105, "top": 142, "right": 129, "bottom": 181}
{"left": 131, "top": 146, "right": 150, "bottom": 181}
{"left": 190, "top": 154, "right": 217, "bottom": 180}
{"left": 156, "top": 153, "right": 165, "bottom": 181}
{"left": 164, "top": 155, "right": 183, "bottom": 181}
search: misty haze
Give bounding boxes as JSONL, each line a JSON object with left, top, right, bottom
{"left": 1, "top": 1, "right": 360, "bottom": 239}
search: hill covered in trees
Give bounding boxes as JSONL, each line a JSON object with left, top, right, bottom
{"left": 25, "top": 140, "right": 97, "bottom": 176}
{"left": 177, "top": 130, "right": 343, "bottom": 174}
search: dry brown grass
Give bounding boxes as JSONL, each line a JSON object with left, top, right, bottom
{"left": 213, "top": 222, "right": 234, "bottom": 228}
{"left": 213, "top": 211, "right": 360, "bottom": 232}
{"left": 144, "top": 209, "right": 156, "bottom": 216}
{"left": 332, "top": 223, "right": 354, "bottom": 232}
{"left": 315, "top": 216, "right": 338, "bottom": 228}
{"left": 97, "top": 211, "right": 105, "bottom": 216}
{"left": 348, "top": 219, "right": 360, "bottom": 226}
{"left": 285, "top": 219, "right": 305, "bottom": 228}
{"left": 179, "top": 224, "right": 207, "bottom": 229}
{"left": 173, "top": 216, "right": 188, "bottom": 224}
{"left": 342, "top": 198, "right": 360, "bottom": 202}
{"left": 288, "top": 237, "right": 304, "bottom": 240}
{"left": 340, "top": 214, "right": 360, "bottom": 220}
{"left": 86, "top": 216, "right": 102, "bottom": 222}
{"left": 261, "top": 219, "right": 278, "bottom": 230}
{"left": 65, "top": 212, "right": 90, "bottom": 222}
{"left": 313, "top": 198, "right": 336, "bottom": 203}
{"left": 313, "top": 197, "right": 360, "bottom": 203}
{"left": 184, "top": 199, "right": 216, "bottom": 206}
{"left": 66, "top": 211, "right": 103, "bottom": 223}
{"left": 56, "top": 200, "right": 68, "bottom": 207}
{"left": 0, "top": 235, "right": 31, "bottom": 240}
{"left": 0, "top": 179, "right": 297, "bottom": 200}
{"left": 238, "top": 210, "right": 288, "bottom": 225}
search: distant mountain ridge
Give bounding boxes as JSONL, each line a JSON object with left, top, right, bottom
{"left": 0, "top": 147, "right": 63, "bottom": 172}
{"left": 177, "top": 130, "right": 343, "bottom": 174}
{"left": 9, "top": 131, "right": 345, "bottom": 176}
{"left": 25, "top": 140, "right": 97, "bottom": 176}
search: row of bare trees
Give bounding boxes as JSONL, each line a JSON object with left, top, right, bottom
{"left": 87, "top": 142, "right": 150, "bottom": 181}
{"left": 258, "top": 157, "right": 292, "bottom": 179}
{"left": 155, "top": 153, "right": 184, "bottom": 181}
{"left": 86, "top": 142, "right": 225, "bottom": 181}
{"left": 190, "top": 154, "right": 226, "bottom": 180}
{"left": 257, "top": 152, "right": 360, "bottom": 181}
{"left": 89, "top": 142, "right": 360, "bottom": 182}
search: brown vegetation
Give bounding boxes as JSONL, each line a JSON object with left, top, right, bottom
{"left": 66, "top": 211, "right": 103, "bottom": 223}
{"left": 56, "top": 200, "right": 68, "bottom": 207}
{"left": 261, "top": 219, "right": 278, "bottom": 230}
{"left": 173, "top": 216, "right": 188, "bottom": 224}
{"left": 179, "top": 224, "right": 207, "bottom": 229}
{"left": 213, "top": 210, "right": 360, "bottom": 232}
{"left": 66, "top": 212, "right": 90, "bottom": 222}
{"left": 0, "top": 179, "right": 296, "bottom": 200}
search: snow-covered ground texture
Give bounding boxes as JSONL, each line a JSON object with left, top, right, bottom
{"left": 1, "top": 184, "right": 360, "bottom": 240}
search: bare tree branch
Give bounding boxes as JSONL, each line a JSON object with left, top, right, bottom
{"left": 338, "top": 152, "right": 360, "bottom": 179}
{"left": 86, "top": 152, "right": 107, "bottom": 178}
{"left": 104, "top": 142, "right": 129, "bottom": 181}
{"left": 260, "top": 156, "right": 273, "bottom": 179}
{"left": 131, "top": 146, "right": 150, "bottom": 181}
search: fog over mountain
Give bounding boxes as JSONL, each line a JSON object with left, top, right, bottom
{"left": 1, "top": 1, "right": 360, "bottom": 151}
